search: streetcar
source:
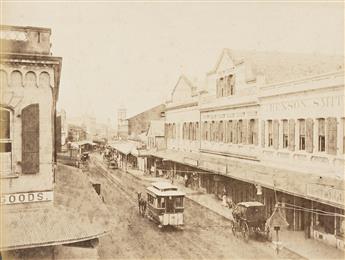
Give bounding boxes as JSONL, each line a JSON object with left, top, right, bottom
{"left": 145, "top": 181, "right": 185, "bottom": 228}
{"left": 231, "top": 201, "right": 270, "bottom": 242}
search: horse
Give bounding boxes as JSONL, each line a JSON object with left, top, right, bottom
{"left": 137, "top": 192, "right": 146, "bottom": 217}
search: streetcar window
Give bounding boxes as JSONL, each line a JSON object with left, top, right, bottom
{"left": 148, "top": 194, "right": 154, "bottom": 205}
{"left": 175, "top": 197, "right": 183, "bottom": 207}
{"left": 158, "top": 197, "right": 165, "bottom": 208}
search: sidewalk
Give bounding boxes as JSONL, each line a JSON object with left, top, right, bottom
{"left": 126, "top": 167, "right": 344, "bottom": 260}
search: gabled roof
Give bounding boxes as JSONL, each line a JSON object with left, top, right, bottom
{"left": 147, "top": 120, "right": 165, "bottom": 137}
{"left": 208, "top": 48, "right": 344, "bottom": 84}
{"left": 171, "top": 74, "right": 197, "bottom": 100}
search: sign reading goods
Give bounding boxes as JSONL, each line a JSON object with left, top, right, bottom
{"left": 306, "top": 184, "right": 344, "bottom": 206}
{"left": 0, "top": 191, "right": 53, "bottom": 205}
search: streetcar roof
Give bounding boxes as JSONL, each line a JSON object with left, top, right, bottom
{"left": 152, "top": 181, "right": 178, "bottom": 191}
{"left": 146, "top": 182, "right": 185, "bottom": 197}
{"left": 237, "top": 201, "right": 264, "bottom": 207}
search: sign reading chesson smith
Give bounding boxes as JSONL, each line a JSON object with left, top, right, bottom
{"left": 306, "top": 184, "right": 344, "bottom": 207}
{"left": 0, "top": 191, "right": 53, "bottom": 205}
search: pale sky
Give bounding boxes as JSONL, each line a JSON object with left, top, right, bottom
{"left": 2, "top": 2, "right": 344, "bottom": 125}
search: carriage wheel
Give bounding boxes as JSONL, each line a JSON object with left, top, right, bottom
{"left": 241, "top": 222, "right": 249, "bottom": 242}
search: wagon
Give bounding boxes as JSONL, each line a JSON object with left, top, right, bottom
{"left": 145, "top": 182, "right": 185, "bottom": 228}
{"left": 231, "top": 201, "right": 270, "bottom": 242}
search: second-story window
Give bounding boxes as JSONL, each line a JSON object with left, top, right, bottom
{"left": 268, "top": 120, "right": 273, "bottom": 147}
{"left": 299, "top": 119, "right": 306, "bottom": 151}
{"left": 248, "top": 119, "right": 255, "bottom": 144}
{"left": 318, "top": 118, "right": 325, "bottom": 152}
{"left": 238, "top": 120, "right": 243, "bottom": 143}
{"left": 219, "top": 121, "right": 224, "bottom": 142}
{"left": 227, "top": 120, "right": 233, "bottom": 143}
{"left": 282, "top": 120, "right": 289, "bottom": 149}
{"left": 0, "top": 108, "right": 12, "bottom": 176}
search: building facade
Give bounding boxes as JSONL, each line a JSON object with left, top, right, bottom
{"left": 161, "top": 49, "right": 345, "bottom": 249}
{"left": 0, "top": 25, "right": 110, "bottom": 258}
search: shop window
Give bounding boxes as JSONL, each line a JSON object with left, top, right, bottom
{"left": 318, "top": 119, "right": 326, "bottom": 152}
{"left": 0, "top": 108, "right": 12, "bottom": 175}
{"left": 268, "top": 120, "right": 273, "bottom": 147}
{"left": 299, "top": 119, "right": 306, "bottom": 151}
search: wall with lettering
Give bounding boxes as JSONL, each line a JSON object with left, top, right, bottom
{"left": 260, "top": 87, "right": 344, "bottom": 119}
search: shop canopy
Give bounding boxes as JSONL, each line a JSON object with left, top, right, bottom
{"left": 109, "top": 141, "right": 137, "bottom": 155}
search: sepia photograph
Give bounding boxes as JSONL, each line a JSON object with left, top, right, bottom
{"left": 0, "top": 1, "right": 344, "bottom": 259}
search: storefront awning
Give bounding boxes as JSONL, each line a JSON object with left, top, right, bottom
{"left": 1, "top": 164, "right": 112, "bottom": 251}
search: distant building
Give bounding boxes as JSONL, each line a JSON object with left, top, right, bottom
{"left": 117, "top": 108, "right": 128, "bottom": 140}
{"left": 127, "top": 104, "right": 166, "bottom": 138}
{"left": 67, "top": 124, "right": 87, "bottom": 142}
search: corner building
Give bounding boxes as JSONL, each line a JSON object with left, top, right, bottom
{"left": 158, "top": 49, "right": 345, "bottom": 249}
{"left": 0, "top": 25, "right": 110, "bottom": 258}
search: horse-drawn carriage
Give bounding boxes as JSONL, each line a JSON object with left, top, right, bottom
{"left": 231, "top": 201, "right": 270, "bottom": 242}
{"left": 141, "top": 182, "right": 185, "bottom": 228}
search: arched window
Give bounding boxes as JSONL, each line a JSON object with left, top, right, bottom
{"left": 11, "top": 70, "right": 23, "bottom": 88}
{"left": 219, "top": 121, "right": 224, "bottom": 142}
{"left": 0, "top": 108, "right": 12, "bottom": 175}
{"left": 196, "top": 122, "right": 199, "bottom": 141}
{"left": 172, "top": 123, "right": 176, "bottom": 139}
{"left": 189, "top": 122, "right": 193, "bottom": 140}
{"left": 0, "top": 70, "right": 8, "bottom": 88}
{"left": 39, "top": 71, "right": 50, "bottom": 88}
{"left": 25, "top": 71, "right": 37, "bottom": 88}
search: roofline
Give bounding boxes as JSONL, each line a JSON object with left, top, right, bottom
{"left": 0, "top": 230, "right": 111, "bottom": 251}
{"left": 0, "top": 24, "right": 51, "bottom": 33}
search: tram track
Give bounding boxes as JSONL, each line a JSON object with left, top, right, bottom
{"left": 90, "top": 158, "right": 228, "bottom": 259}
{"left": 88, "top": 156, "right": 299, "bottom": 259}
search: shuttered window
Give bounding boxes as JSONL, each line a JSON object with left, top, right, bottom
{"left": 238, "top": 120, "right": 243, "bottom": 143}
{"left": 233, "top": 120, "right": 238, "bottom": 144}
{"left": 219, "top": 121, "right": 224, "bottom": 142}
{"left": 299, "top": 119, "right": 306, "bottom": 151}
{"left": 268, "top": 120, "right": 273, "bottom": 147}
{"left": 253, "top": 119, "right": 258, "bottom": 145}
{"left": 318, "top": 119, "right": 325, "bottom": 152}
{"left": 282, "top": 120, "right": 288, "bottom": 149}
{"left": 248, "top": 119, "right": 255, "bottom": 144}
{"left": 0, "top": 108, "right": 12, "bottom": 175}
{"left": 173, "top": 123, "right": 176, "bottom": 139}
{"left": 341, "top": 118, "right": 345, "bottom": 153}
{"left": 189, "top": 122, "right": 193, "bottom": 140}
{"left": 22, "top": 104, "right": 40, "bottom": 174}
{"left": 228, "top": 120, "right": 233, "bottom": 143}
{"left": 242, "top": 119, "right": 248, "bottom": 144}
{"left": 289, "top": 119, "right": 295, "bottom": 151}
{"left": 261, "top": 120, "right": 265, "bottom": 148}
{"left": 273, "top": 120, "right": 279, "bottom": 150}
{"left": 326, "top": 117, "right": 337, "bottom": 155}
{"left": 203, "top": 121, "right": 208, "bottom": 141}
{"left": 196, "top": 122, "right": 199, "bottom": 141}
{"left": 306, "top": 118, "right": 313, "bottom": 153}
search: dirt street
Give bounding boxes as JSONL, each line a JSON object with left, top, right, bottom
{"left": 86, "top": 156, "right": 300, "bottom": 259}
